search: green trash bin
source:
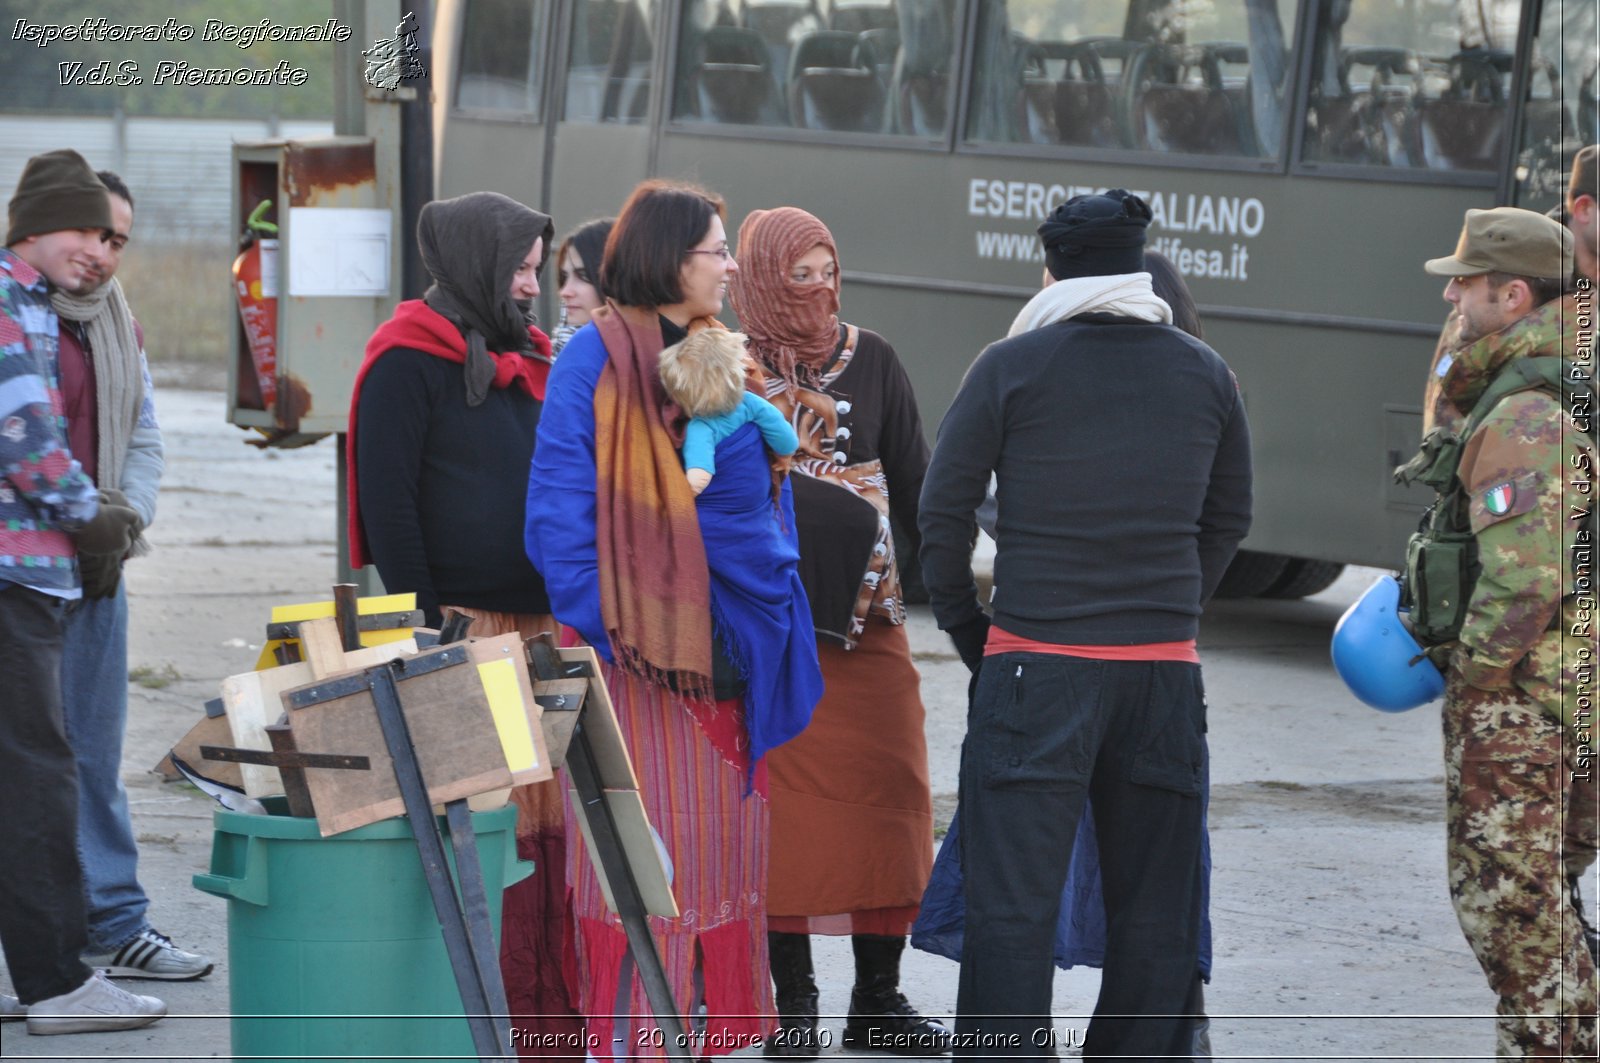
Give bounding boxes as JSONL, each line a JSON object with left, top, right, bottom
{"left": 194, "top": 797, "right": 531, "bottom": 1063}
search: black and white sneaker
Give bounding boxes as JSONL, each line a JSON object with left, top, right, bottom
{"left": 84, "top": 928, "right": 213, "bottom": 981}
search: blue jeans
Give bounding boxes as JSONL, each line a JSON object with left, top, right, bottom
{"left": 956, "top": 654, "right": 1207, "bottom": 1062}
{"left": 61, "top": 584, "right": 149, "bottom": 952}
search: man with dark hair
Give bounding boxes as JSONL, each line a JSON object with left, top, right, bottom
{"left": 919, "top": 189, "right": 1251, "bottom": 1059}
{"left": 51, "top": 170, "right": 210, "bottom": 981}
{"left": 0, "top": 148, "right": 165, "bottom": 1034}
{"left": 1417, "top": 206, "right": 1595, "bottom": 1057}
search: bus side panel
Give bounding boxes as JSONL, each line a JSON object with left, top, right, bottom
{"left": 547, "top": 124, "right": 652, "bottom": 244}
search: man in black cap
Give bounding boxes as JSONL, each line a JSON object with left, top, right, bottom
{"left": 919, "top": 190, "right": 1252, "bottom": 1060}
{"left": 0, "top": 148, "right": 165, "bottom": 1034}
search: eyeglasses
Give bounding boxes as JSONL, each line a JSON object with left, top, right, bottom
{"left": 685, "top": 247, "right": 733, "bottom": 262}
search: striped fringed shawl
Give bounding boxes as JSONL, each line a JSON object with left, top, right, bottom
{"left": 591, "top": 303, "right": 716, "bottom": 699}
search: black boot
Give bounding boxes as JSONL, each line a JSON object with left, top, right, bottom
{"left": 841, "top": 934, "right": 953, "bottom": 1055}
{"left": 763, "top": 932, "right": 823, "bottom": 1060}
{"left": 1568, "top": 874, "right": 1600, "bottom": 968}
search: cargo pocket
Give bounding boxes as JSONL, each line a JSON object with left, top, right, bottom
{"left": 1127, "top": 666, "right": 1206, "bottom": 796}
{"left": 981, "top": 657, "right": 1099, "bottom": 792}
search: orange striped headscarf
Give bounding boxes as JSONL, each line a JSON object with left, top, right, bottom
{"left": 728, "top": 207, "right": 841, "bottom": 390}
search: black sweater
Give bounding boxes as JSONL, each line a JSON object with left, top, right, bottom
{"left": 919, "top": 313, "right": 1252, "bottom": 645}
{"left": 355, "top": 347, "right": 551, "bottom": 625}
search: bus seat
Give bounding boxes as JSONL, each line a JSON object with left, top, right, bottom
{"left": 694, "top": 26, "right": 782, "bottom": 124}
{"left": 830, "top": 2, "right": 897, "bottom": 35}
{"left": 1306, "top": 47, "right": 1417, "bottom": 165}
{"left": 1049, "top": 38, "right": 1133, "bottom": 148}
{"left": 789, "top": 30, "right": 886, "bottom": 132}
{"left": 860, "top": 27, "right": 901, "bottom": 82}
{"left": 1416, "top": 50, "right": 1511, "bottom": 171}
{"left": 1129, "top": 43, "right": 1253, "bottom": 156}
{"left": 1417, "top": 100, "right": 1504, "bottom": 170}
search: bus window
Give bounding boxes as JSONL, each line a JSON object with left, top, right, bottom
{"left": 1510, "top": 0, "right": 1597, "bottom": 213}
{"left": 965, "top": 0, "right": 1296, "bottom": 159}
{"left": 566, "top": 0, "right": 658, "bottom": 123}
{"left": 456, "top": 0, "right": 548, "bottom": 114}
{"left": 672, "top": 0, "right": 959, "bottom": 136}
{"left": 1300, "top": 0, "right": 1521, "bottom": 172}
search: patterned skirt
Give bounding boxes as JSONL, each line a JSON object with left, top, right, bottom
{"left": 567, "top": 662, "right": 773, "bottom": 1059}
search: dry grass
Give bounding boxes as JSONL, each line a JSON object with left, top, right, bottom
{"left": 118, "top": 239, "right": 235, "bottom": 364}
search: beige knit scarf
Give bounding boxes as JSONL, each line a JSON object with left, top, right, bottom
{"left": 51, "top": 277, "right": 147, "bottom": 554}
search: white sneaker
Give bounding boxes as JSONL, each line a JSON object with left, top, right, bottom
{"left": 0, "top": 993, "right": 25, "bottom": 1022}
{"left": 84, "top": 927, "right": 214, "bottom": 981}
{"left": 25, "top": 971, "right": 165, "bottom": 1035}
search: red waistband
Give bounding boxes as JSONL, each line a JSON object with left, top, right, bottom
{"left": 985, "top": 624, "right": 1199, "bottom": 664}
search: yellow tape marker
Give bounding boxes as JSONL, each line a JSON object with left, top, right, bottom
{"left": 478, "top": 658, "right": 537, "bottom": 773}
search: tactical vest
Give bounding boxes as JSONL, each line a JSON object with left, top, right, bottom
{"left": 1393, "top": 356, "right": 1595, "bottom": 649}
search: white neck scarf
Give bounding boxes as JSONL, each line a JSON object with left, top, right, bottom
{"left": 1006, "top": 272, "right": 1172, "bottom": 337}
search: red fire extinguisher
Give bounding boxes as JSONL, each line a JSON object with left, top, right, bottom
{"left": 232, "top": 200, "right": 279, "bottom": 408}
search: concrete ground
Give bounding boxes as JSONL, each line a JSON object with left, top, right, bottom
{"left": 2, "top": 386, "right": 1580, "bottom": 1061}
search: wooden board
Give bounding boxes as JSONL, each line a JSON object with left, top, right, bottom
{"left": 568, "top": 787, "right": 679, "bottom": 918}
{"left": 531, "top": 678, "right": 589, "bottom": 768}
{"left": 557, "top": 645, "right": 637, "bottom": 789}
{"left": 220, "top": 639, "right": 416, "bottom": 798}
{"left": 284, "top": 648, "right": 514, "bottom": 837}
{"left": 252, "top": 592, "right": 420, "bottom": 671}
{"left": 165, "top": 713, "right": 244, "bottom": 791}
{"left": 467, "top": 634, "right": 553, "bottom": 786}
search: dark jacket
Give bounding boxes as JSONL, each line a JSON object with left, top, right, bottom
{"left": 919, "top": 313, "right": 1252, "bottom": 645}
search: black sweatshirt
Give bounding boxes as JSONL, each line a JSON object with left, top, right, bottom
{"left": 355, "top": 347, "right": 551, "bottom": 625}
{"left": 919, "top": 313, "right": 1253, "bottom": 645}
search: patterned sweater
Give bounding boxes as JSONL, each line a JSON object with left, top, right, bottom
{"left": 0, "top": 249, "right": 98, "bottom": 594}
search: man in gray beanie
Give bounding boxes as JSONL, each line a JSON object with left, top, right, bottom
{"left": 920, "top": 190, "right": 1252, "bottom": 1060}
{"left": 0, "top": 148, "right": 166, "bottom": 1034}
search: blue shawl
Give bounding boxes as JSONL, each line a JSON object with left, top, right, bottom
{"left": 696, "top": 420, "right": 823, "bottom": 771}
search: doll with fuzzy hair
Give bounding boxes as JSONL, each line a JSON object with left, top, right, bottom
{"left": 660, "top": 329, "right": 799, "bottom": 495}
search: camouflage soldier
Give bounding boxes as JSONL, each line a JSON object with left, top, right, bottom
{"left": 1422, "top": 207, "right": 1596, "bottom": 1058}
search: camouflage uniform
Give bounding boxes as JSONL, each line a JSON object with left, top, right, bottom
{"left": 1435, "top": 292, "right": 1598, "bottom": 1058}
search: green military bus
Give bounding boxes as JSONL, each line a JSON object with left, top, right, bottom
{"left": 425, "top": 0, "right": 1594, "bottom": 595}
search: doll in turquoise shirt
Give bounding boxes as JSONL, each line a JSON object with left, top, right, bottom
{"left": 659, "top": 329, "right": 799, "bottom": 495}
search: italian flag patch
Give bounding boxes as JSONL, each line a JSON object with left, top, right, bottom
{"left": 1483, "top": 482, "right": 1515, "bottom": 515}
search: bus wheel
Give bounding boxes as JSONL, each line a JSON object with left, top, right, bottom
{"left": 1212, "top": 550, "right": 1289, "bottom": 599}
{"left": 1260, "top": 559, "right": 1346, "bottom": 600}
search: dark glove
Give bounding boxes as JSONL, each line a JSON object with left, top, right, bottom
{"left": 945, "top": 613, "right": 992, "bottom": 674}
{"left": 78, "top": 549, "right": 123, "bottom": 600}
{"left": 74, "top": 489, "right": 142, "bottom": 556}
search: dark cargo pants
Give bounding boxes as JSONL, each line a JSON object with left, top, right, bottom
{"left": 956, "top": 654, "right": 1206, "bottom": 1063}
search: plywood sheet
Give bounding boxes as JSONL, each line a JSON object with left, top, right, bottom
{"left": 220, "top": 639, "right": 416, "bottom": 798}
{"left": 284, "top": 649, "right": 513, "bottom": 836}
{"left": 568, "top": 787, "right": 679, "bottom": 918}
{"left": 557, "top": 646, "right": 637, "bottom": 789}
{"left": 467, "top": 634, "right": 553, "bottom": 786}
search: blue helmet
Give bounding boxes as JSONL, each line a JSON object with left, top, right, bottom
{"left": 1330, "top": 575, "right": 1445, "bottom": 712}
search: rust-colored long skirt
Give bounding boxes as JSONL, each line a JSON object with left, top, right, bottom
{"left": 766, "top": 617, "right": 934, "bottom": 936}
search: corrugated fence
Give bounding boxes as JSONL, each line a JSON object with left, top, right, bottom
{"left": 1, "top": 113, "right": 334, "bottom": 244}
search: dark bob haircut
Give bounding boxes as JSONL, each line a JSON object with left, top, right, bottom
{"left": 1145, "top": 250, "right": 1202, "bottom": 340}
{"left": 558, "top": 217, "right": 614, "bottom": 300}
{"left": 601, "top": 180, "right": 725, "bottom": 309}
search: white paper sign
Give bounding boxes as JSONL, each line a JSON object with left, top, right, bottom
{"left": 287, "top": 208, "right": 391, "bottom": 297}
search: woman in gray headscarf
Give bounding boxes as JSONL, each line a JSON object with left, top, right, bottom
{"left": 345, "top": 191, "right": 585, "bottom": 1049}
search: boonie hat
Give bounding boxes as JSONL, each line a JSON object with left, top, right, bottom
{"left": 1423, "top": 207, "right": 1571, "bottom": 280}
